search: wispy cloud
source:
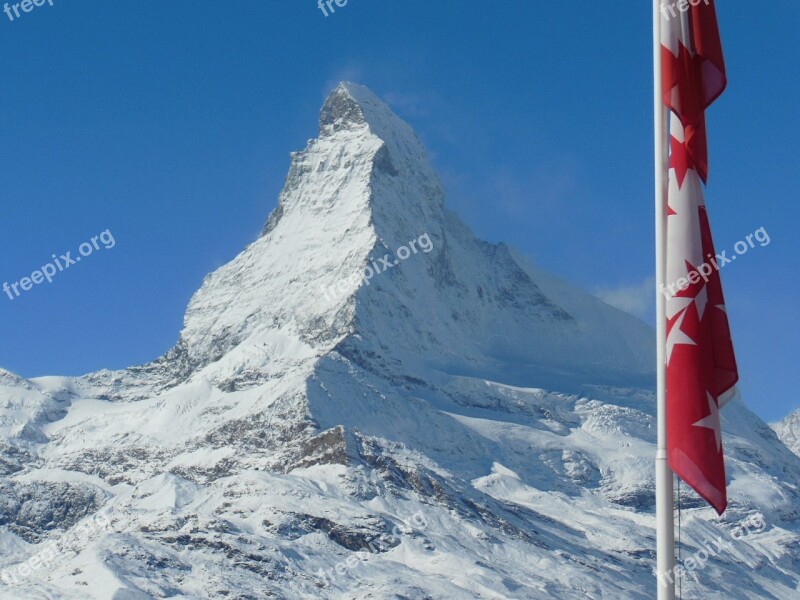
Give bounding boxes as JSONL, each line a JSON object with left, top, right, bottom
{"left": 383, "top": 89, "right": 450, "bottom": 120}
{"left": 322, "top": 65, "right": 364, "bottom": 99}
{"left": 594, "top": 277, "right": 655, "bottom": 320}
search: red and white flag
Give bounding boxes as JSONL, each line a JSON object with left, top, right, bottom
{"left": 660, "top": 0, "right": 738, "bottom": 514}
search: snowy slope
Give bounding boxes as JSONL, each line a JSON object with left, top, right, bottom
{"left": 1, "top": 83, "right": 799, "bottom": 600}
{"left": 774, "top": 410, "right": 800, "bottom": 458}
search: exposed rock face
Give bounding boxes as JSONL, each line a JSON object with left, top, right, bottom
{"left": 1, "top": 84, "right": 799, "bottom": 599}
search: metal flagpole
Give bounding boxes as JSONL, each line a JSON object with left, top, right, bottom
{"left": 654, "top": 1, "right": 675, "bottom": 599}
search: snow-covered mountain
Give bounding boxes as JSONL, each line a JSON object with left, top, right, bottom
{"left": 774, "top": 410, "right": 800, "bottom": 458}
{"left": 1, "top": 83, "right": 799, "bottom": 600}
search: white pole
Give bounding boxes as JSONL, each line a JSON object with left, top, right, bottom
{"left": 654, "top": 1, "right": 675, "bottom": 598}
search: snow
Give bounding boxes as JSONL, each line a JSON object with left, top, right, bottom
{"left": 773, "top": 409, "right": 800, "bottom": 457}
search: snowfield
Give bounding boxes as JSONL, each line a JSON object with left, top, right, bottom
{"left": 1, "top": 83, "right": 799, "bottom": 599}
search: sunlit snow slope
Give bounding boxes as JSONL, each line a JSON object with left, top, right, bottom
{"left": 774, "top": 410, "right": 800, "bottom": 458}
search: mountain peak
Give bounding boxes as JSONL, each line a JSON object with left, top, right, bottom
{"left": 318, "top": 82, "right": 439, "bottom": 189}
{"left": 319, "top": 82, "right": 405, "bottom": 139}
{"left": 319, "top": 82, "right": 375, "bottom": 134}
{"left": 165, "top": 84, "right": 658, "bottom": 393}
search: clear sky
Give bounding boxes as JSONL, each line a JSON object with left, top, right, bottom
{"left": 0, "top": 1, "right": 797, "bottom": 422}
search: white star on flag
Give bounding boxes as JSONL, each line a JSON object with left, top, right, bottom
{"left": 666, "top": 307, "right": 697, "bottom": 364}
{"left": 693, "top": 392, "right": 722, "bottom": 452}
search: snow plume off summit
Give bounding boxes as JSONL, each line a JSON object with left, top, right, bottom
{"left": 1, "top": 83, "right": 799, "bottom": 599}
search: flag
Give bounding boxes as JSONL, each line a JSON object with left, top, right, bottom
{"left": 660, "top": 0, "right": 738, "bottom": 515}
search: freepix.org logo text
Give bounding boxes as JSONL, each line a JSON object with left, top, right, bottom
{"left": 3, "top": 229, "right": 116, "bottom": 301}
{"left": 3, "top": 0, "right": 55, "bottom": 23}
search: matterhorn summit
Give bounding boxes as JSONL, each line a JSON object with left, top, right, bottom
{"left": 1, "top": 83, "right": 799, "bottom": 599}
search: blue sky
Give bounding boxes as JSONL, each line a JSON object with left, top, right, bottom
{"left": 0, "top": 1, "right": 797, "bottom": 422}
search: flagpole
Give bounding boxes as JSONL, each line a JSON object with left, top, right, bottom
{"left": 654, "top": 1, "right": 675, "bottom": 599}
